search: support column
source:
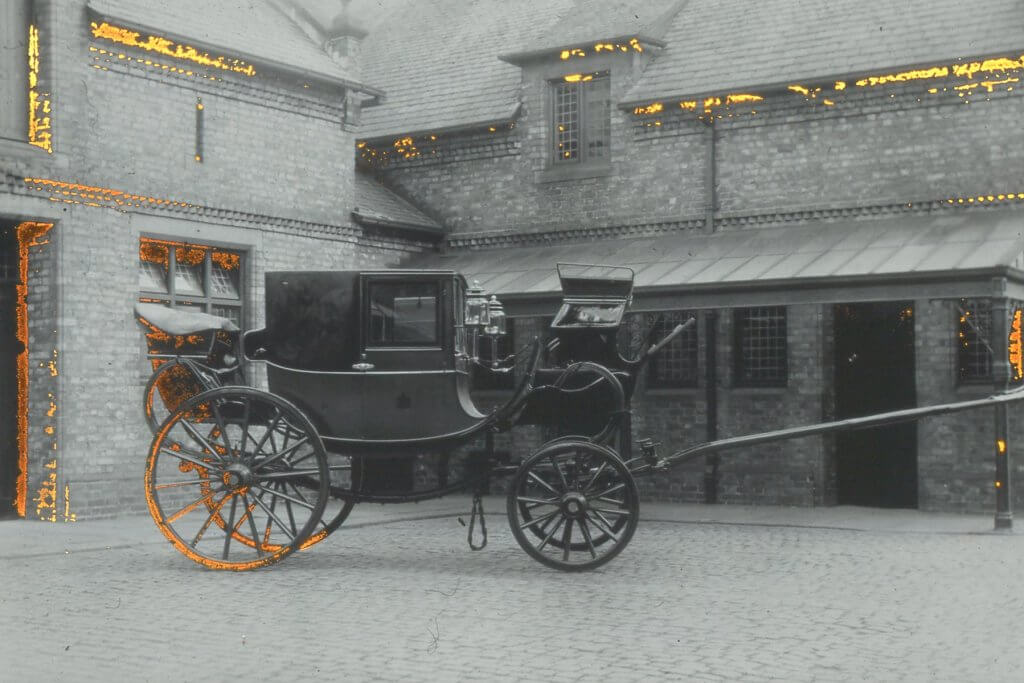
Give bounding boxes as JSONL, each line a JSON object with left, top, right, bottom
{"left": 704, "top": 310, "right": 719, "bottom": 503}
{"left": 991, "top": 287, "right": 1012, "bottom": 529}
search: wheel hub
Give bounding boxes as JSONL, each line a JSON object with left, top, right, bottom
{"left": 222, "top": 463, "right": 254, "bottom": 491}
{"left": 561, "top": 492, "right": 589, "bottom": 520}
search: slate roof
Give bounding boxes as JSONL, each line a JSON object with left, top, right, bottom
{"left": 408, "top": 211, "right": 1024, "bottom": 298}
{"left": 624, "top": 0, "right": 1024, "bottom": 104}
{"left": 353, "top": 172, "right": 442, "bottom": 234}
{"left": 502, "top": 0, "right": 684, "bottom": 60}
{"left": 358, "top": 0, "right": 577, "bottom": 139}
{"left": 87, "top": 0, "right": 363, "bottom": 87}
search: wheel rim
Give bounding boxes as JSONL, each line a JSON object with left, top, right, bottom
{"left": 507, "top": 440, "right": 639, "bottom": 571}
{"left": 145, "top": 388, "right": 329, "bottom": 570}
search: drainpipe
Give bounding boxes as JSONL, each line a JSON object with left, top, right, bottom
{"left": 704, "top": 310, "right": 719, "bottom": 503}
{"left": 992, "top": 285, "right": 1012, "bottom": 529}
{"left": 703, "top": 119, "right": 717, "bottom": 234}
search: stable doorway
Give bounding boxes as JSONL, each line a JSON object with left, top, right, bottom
{"left": 833, "top": 302, "right": 918, "bottom": 508}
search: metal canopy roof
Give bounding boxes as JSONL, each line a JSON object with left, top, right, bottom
{"left": 407, "top": 210, "right": 1024, "bottom": 314}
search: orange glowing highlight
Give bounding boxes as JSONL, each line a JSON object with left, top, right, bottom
{"left": 23, "top": 177, "right": 193, "bottom": 209}
{"left": 633, "top": 102, "right": 663, "bottom": 115}
{"left": 35, "top": 459, "right": 58, "bottom": 522}
{"left": 28, "top": 25, "right": 52, "bottom": 153}
{"left": 13, "top": 222, "right": 54, "bottom": 518}
{"left": 998, "top": 439, "right": 1008, "bottom": 455}
{"left": 1009, "top": 308, "right": 1023, "bottom": 381}
{"left": 90, "top": 21, "right": 255, "bottom": 77}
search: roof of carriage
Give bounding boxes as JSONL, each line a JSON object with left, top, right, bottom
{"left": 87, "top": 0, "right": 367, "bottom": 88}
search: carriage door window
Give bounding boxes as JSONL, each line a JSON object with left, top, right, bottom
{"left": 367, "top": 282, "right": 439, "bottom": 346}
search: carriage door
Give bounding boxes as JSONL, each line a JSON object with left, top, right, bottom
{"left": 0, "top": 226, "right": 20, "bottom": 517}
{"left": 357, "top": 275, "right": 448, "bottom": 491}
{"left": 834, "top": 302, "right": 918, "bottom": 508}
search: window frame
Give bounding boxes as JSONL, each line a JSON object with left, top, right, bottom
{"left": 363, "top": 279, "right": 442, "bottom": 349}
{"left": 733, "top": 306, "right": 788, "bottom": 388}
{"left": 956, "top": 298, "right": 993, "bottom": 385}
{"left": 137, "top": 237, "right": 246, "bottom": 329}
{"left": 549, "top": 71, "right": 611, "bottom": 168}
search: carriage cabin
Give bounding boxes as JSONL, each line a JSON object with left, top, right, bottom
{"left": 246, "top": 270, "right": 486, "bottom": 443}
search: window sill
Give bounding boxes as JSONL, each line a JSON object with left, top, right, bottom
{"left": 535, "top": 163, "right": 611, "bottom": 185}
{"left": 642, "top": 386, "right": 702, "bottom": 396}
{"left": 730, "top": 385, "right": 788, "bottom": 394}
{"left": 0, "top": 137, "right": 54, "bottom": 165}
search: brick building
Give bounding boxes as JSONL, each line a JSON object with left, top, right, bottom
{"left": 0, "top": 0, "right": 437, "bottom": 520}
{"left": 354, "top": 0, "right": 1024, "bottom": 512}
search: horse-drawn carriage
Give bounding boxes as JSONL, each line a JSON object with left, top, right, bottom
{"left": 136, "top": 264, "right": 688, "bottom": 571}
{"left": 138, "top": 262, "right": 1024, "bottom": 572}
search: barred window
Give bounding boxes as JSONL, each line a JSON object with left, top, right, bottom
{"left": 138, "top": 237, "right": 244, "bottom": 328}
{"left": 619, "top": 312, "right": 698, "bottom": 388}
{"left": 958, "top": 299, "right": 992, "bottom": 383}
{"left": 552, "top": 72, "right": 610, "bottom": 165}
{"left": 473, "top": 319, "right": 516, "bottom": 390}
{"left": 734, "top": 307, "right": 787, "bottom": 387}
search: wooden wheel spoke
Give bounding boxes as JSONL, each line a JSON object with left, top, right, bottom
{"left": 209, "top": 400, "right": 234, "bottom": 456}
{"left": 191, "top": 493, "right": 231, "bottom": 547}
{"left": 537, "top": 516, "right": 564, "bottom": 551}
{"left": 255, "top": 437, "right": 311, "bottom": 471}
{"left": 241, "top": 493, "right": 264, "bottom": 557}
{"left": 578, "top": 517, "right": 598, "bottom": 559}
{"left": 250, "top": 488, "right": 295, "bottom": 542}
{"left": 166, "top": 487, "right": 221, "bottom": 524}
{"left": 561, "top": 518, "right": 573, "bottom": 562}
{"left": 591, "top": 482, "right": 625, "bottom": 500}
{"left": 253, "top": 484, "right": 317, "bottom": 511}
{"left": 590, "top": 506, "right": 631, "bottom": 518}
{"left": 256, "top": 468, "right": 321, "bottom": 480}
{"left": 516, "top": 495, "right": 559, "bottom": 506}
{"left": 583, "top": 460, "right": 608, "bottom": 493}
{"left": 549, "top": 456, "right": 570, "bottom": 492}
{"left": 519, "top": 507, "right": 561, "bottom": 530}
{"left": 222, "top": 493, "right": 239, "bottom": 560}
{"left": 586, "top": 511, "right": 621, "bottom": 544}
{"left": 526, "top": 471, "right": 561, "bottom": 497}
{"left": 178, "top": 422, "right": 226, "bottom": 463}
{"left": 155, "top": 479, "right": 209, "bottom": 491}
{"left": 250, "top": 409, "right": 282, "bottom": 456}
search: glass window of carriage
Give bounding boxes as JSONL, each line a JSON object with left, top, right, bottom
{"left": 367, "top": 281, "right": 440, "bottom": 346}
{"left": 551, "top": 72, "right": 610, "bottom": 166}
{"left": 137, "top": 238, "right": 244, "bottom": 328}
{"left": 734, "top": 307, "right": 787, "bottom": 388}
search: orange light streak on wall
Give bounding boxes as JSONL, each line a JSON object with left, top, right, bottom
{"left": 1009, "top": 308, "right": 1022, "bottom": 382}
{"left": 23, "top": 177, "right": 193, "bottom": 209}
{"left": 28, "top": 25, "right": 52, "bottom": 153}
{"left": 90, "top": 22, "right": 255, "bottom": 77}
{"left": 14, "top": 222, "right": 54, "bottom": 518}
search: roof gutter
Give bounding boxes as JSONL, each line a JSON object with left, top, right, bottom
{"left": 86, "top": 5, "right": 385, "bottom": 98}
{"left": 499, "top": 34, "right": 665, "bottom": 65}
{"left": 358, "top": 105, "right": 521, "bottom": 144}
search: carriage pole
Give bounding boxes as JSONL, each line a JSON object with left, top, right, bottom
{"left": 992, "top": 291, "right": 1012, "bottom": 530}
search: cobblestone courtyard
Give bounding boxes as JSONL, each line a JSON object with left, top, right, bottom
{"left": 2, "top": 500, "right": 1022, "bottom": 682}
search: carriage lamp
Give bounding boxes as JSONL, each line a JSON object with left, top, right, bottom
{"left": 485, "top": 295, "right": 506, "bottom": 337}
{"left": 465, "top": 281, "right": 490, "bottom": 327}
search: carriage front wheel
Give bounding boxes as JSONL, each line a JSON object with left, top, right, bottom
{"left": 507, "top": 440, "right": 639, "bottom": 571}
{"left": 145, "top": 387, "right": 330, "bottom": 570}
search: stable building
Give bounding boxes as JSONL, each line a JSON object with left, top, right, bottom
{"left": 355, "top": 0, "right": 1024, "bottom": 512}
{"left": 0, "top": 0, "right": 437, "bottom": 520}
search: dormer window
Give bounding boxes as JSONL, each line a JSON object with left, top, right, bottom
{"left": 551, "top": 71, "right": 610, "bottom": 166}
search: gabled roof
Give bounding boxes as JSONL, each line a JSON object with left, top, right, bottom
{"left": 87, "top": 0, "right": 365, "bottom": 88}
{"left": 500, "top": 0, "right": 684, "bottom": 62}
{"left": 353, "top": 172, "right": 442, "bottom": 235}
{"left": 625, "top": 0, "right": 1024, "bottom": 104}
{"left": 358, "top": 0, "right": 577, "bottom": 139}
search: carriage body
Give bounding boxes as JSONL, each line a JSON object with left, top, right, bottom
{"left": 244, "top": 270, "right": 485, "bottom": 445}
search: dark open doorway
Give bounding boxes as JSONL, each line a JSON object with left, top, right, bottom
{"left": 0, "top": 223, "right": 21, "bottom": 518}
{"left": 834, "top": 302, "right": 918, "bottom": 508}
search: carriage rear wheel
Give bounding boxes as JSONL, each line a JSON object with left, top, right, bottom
{"left": 507, "top": 440, "right": 639, "bottom": 571}
{"left": 145, "top": 387, "right": 330, "bottom": 570}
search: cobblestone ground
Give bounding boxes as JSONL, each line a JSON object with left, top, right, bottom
{"left": 2, "top": 505, "right": 1023, "bottom": 682}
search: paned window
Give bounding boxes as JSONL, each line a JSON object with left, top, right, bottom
{"left": 734, "top": 307, "right": 787, "bottom": 387}
{"left": 618, "top": 312, "right": 698, "bottom": 388}
{"left": 367, "top": 281, "right": 439, "bottom": 346}
{"left": 958, "top": 299, "right": 992, "bottom": 383}
{"left": 0, "top": 1, "right": 30, "bottom": 141}
{"left": 473, "top": 319, "right": 516, "bottom": 390}
{"left": 552, "top": 72, "right": 610, "bottom": 165}
{"left": 138, "top": 238, "right": 244, "bottom": 327}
